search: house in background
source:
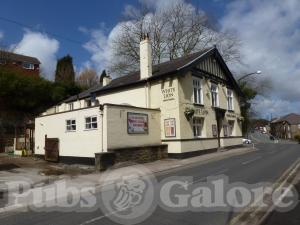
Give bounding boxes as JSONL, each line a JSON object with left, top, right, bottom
{"left": 35, "top": 35, "right": 244, "bottom": 165}
{"left": 0, "top": 51, "right": 40, "bottom": 76}
{"left": 270, "top": 113, "right": 300, "bottom": 139}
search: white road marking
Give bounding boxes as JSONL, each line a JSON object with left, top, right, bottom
{"left": 241, "top": 156, "right": 262, "bottom": 165}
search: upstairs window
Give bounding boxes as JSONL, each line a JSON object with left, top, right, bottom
{"left": 0, "top": 59, "right": 6, "bottom": 65}
{"left": 22, "top": 62, "right": 34, "bottom": 70}
{"left": 68, "top": 103, "right": 74, "bottom": 111}
{"left": 85, "top": 99, "right": 92, "bottom": 107}
{"left": 227, "top": 89, "right": 234, "bottom": 111}
{"left": 193, "top": 77, "right": 203, "bottom": 104}
{"left": 85, "top": 116, "right": 97, "bottom": 130}
{"left": 193, "top": 117, "right": 204, "bottom": 137}
{"left": 66, "top": 119, "right": 76, "bottom": 131}
{"left": 211, "top": 83, "right": 219, "bottom": 107}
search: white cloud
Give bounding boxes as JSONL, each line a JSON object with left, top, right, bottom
{"left": 13, "top": 30, "right": 59, "bottom": 79}
{"left": 0, "top": 31, "right": 3, "bottom": 40}
{"left": 221, "top": 0, "right": 300, "bottom": 116}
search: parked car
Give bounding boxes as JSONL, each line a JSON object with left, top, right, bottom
{"left": 243, "top": 138, "right": 252, "bottom": 144}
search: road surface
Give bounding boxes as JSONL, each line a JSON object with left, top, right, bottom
{"left": 0, "top": 141, "right": 299, "bottom": 225}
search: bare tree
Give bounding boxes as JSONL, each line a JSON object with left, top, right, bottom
{"left": 76, "top": 68, "right": 99, "bottom": 89}
{"left": 109, "top": 1, "right": 241, "bottom": 76}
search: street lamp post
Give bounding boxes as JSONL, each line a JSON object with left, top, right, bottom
{"left": 238, "top": 70, "right": 262, "bottom": 82}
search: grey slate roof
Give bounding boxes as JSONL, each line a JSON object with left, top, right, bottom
{"left": 0, "top": 51, "right": 41, "bottom": 64}
{"left": 64, "top": 47, "right": 242, "bottom": 103}
{"left": 272, "top": 113, "right": 300, "bottom": 125}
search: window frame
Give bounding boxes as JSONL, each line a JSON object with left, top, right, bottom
{"left": 66, "top": 119, "right": 76, "bottom": 132}
{"left": 85, "top": 99, "right": 92, "bottom": 108}
{"left": 228, "top": 120, "right": 235, "bottom": 136}
{"left": 22, "top": 62, "right": 34, "bottom": 70}
{"left": 68, "top": 103, "right": 74, "bottom": 111}
{"left": 211, "top": 83, "right": 219, "bottom": 107}
{"left": 164, "top": 118, "right": 176, "bottom": 137}
{"left": 192, "top": 77, "right": 203, "bottom": 105}
{"left": 192, "top": 117, "right": 204, "bottom": 138}
{"left": 85, "top": 116, "right": 98, "bottom": 130}
{"left": 227, "top": 89, "right": 234, "bottom": 111}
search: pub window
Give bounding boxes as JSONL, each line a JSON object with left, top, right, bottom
{"left": 68, "top": 103, "right": 74, "bottom": 111}
{"left": 193, "top": 117, "right": 204, "bottom": 137}
{"left": 211, "top": 83, "right": 219, "bottom": 107}
{"left": 228, "top": 120, "right": 235, "bottom": 136}
{"left": 66, "top": 119, "right": 76, "bottom": 131}
{"left": 22, "top": 62, "right": 34, "bottom": 70}
{"left": 227, "top": 89, "right": 234, "bottom": 111}
{"left": 223, "top": 125, "right": 228, "bottom": 137}
{"left": 85, "top": 116, "right": 97, "bottom": 130}
{"left": 193, "top": 77, "right": 203, "bottom": 104}
{"left": 164, "top": 118, "right": 176, "bottom": 137}
{"left": 0, "top": 59, "right": 6, "bottom": 65}
{"left": 85, "top": 99, "right": 92, "bottom": 107}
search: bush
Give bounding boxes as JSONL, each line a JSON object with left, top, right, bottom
{"left": 294, "top": 134, "right": 300, "bottom": 144}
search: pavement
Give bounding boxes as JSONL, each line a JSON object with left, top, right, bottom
{"left": 0, "top": 139, "right": 298, "bottom": 225}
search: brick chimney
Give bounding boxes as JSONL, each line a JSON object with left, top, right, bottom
{"left": 140, "top": 33, "right": 152, "bottom": 79}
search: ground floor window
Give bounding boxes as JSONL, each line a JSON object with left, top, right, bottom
{"left": 164, "top": 118, "right": 176, "bottom": 137}
{"left": 85, "top": 116, "right": 97, "bottom": 129}
{"left": 193, "top": 117, "right": 204, "bottom": 137}
{"left": 66, "top": 119, "right": 76, "bottom": 131}
{"left": 228, "top": 120, "right": 235, "bottom": 136}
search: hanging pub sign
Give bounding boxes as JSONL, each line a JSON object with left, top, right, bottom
{"left": 164, "top": 118, "right": 176, "bottom": 137}
{"left": 127, "top": 112, "right": 149, "bottom": 134}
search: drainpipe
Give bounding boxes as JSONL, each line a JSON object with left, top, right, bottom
{"left": 99, "top": 104, "right": 104, "bottom": 152}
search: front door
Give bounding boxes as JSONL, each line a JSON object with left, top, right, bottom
{"left": 44, "top": 136, "right": 59, "bottom": 162}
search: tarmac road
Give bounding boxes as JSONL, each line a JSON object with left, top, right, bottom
{"left": 0, "top": 142, "right": 299, "bottom": 225}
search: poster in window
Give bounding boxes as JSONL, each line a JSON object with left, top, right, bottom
{"left": 164, "top": 118, "right": 176, "bottom": 137}
{"left": 127, "top": 112, "right": 148, "bottom": 134}
{"left": 212, "top": 124, "right": 218, "bottom": 137}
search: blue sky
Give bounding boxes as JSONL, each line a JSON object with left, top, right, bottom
{"left": 0, "top": 0, "right": 225, "bottom": 72}
{"left": 1, "top": 0, "right": 300, "bottom": 118}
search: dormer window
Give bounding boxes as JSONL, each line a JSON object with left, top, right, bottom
{"left": 22, "top": 62, "right": 34, "bottom": 70}
{"left": 68, "top": 103, "right": 74, "bottom": 111}
{"left": 85, "top": 99, "right": 92, "bottom": 107}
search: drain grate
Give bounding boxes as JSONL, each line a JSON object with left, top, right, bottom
{"left": 0, "top": 163, "right": 19, "bottom": 171}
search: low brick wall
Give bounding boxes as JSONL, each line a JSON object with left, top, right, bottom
{"left": 95, "top": 144, "right": 168, "bottom": 171}
{"left": 111, "top": 144, "right": 168, "bottom": 164}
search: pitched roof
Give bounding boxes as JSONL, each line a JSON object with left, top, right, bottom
{"left": 64, "top": 47, "right": 242, "bottom": 103}
{"left": 0, "top": 51, "right": 40, "bottom": 64}
{"left": 272, "top": 113, "right": 300, "bottom": 125}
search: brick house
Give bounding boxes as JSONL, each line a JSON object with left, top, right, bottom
{"left": 0, "top": 51, "right": 40, "bottom": 76}
{"left": 270, "top": 113, "right": 300, "bottom": 139}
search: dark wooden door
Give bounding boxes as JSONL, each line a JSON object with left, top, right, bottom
{"left": 45, "top": 136, "right": 59, "bottom": 162}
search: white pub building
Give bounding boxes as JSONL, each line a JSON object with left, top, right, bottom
{"left": 35, "top": 35, "right": 244, "bottom": 167}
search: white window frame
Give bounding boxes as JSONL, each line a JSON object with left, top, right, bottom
{"left": 68, "top": 103, "right": 74, "bottom": 111}
{"left": 228, "top": 120, "right": 235, "bottom": 136}
{"left": 227, "top": 89, "right": 234, "bottom": 111}
{"left": 211, "top": 83, "right": 219, "bottom": 107}
{"left": 66, "top": 119, "right": 76, "bottom": 132}
{"left": 193, "top": 117, "right": 204, "bottom": 137}
{"left": 192, "top": 77, "right": 203, "bottom": 105}
{"left": 22, "top": 62, "right": 34, "bottom": 70}
{"left": 85, "top": 116, "right": 98, "bottom": 130}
